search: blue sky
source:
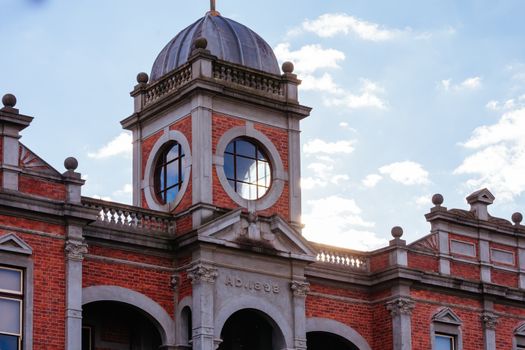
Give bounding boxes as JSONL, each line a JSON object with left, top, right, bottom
{"left": 2, "top": 0, "right": 525, "bottom": 250}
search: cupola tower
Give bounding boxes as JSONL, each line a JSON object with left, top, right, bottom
{"left": 121, "top": 6, "right": 311, "bottom": 234}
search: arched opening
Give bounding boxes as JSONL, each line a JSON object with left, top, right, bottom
{"left": 307, "top": 332, "right": 359, "bottom": 350}
{"left": 180, "top": 306, "right": 192, "bottom": 347}
{"left": 82, "top": 301, "right": 162, "bottom": 350}
{"left": 217, "top": 309, "right": 285, "bottom": 350}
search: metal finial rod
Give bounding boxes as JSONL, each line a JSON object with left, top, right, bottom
{"left": 210, "top": 0, "right": 216, "bottom": 11}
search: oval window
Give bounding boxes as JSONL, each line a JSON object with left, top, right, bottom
{"left": 224, "top": 138, "right": 271, "bottom": 200}
{"left": 154, "top": 141, "right": 185, "bottom": 204}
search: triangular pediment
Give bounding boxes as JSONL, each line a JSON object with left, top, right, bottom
{"left": 515, "top": 323, "right": 525, "bottom": 336}
{"left": 466, "top": 188, "right": 495, "bottom": 205}
{"left": 0, "top": 233, "right": 33, "bottom": 255}
{"left": 196, "top": 209, "right": 316, "bottom": 261}
{"left": 432, "top": 307, "right": 462, "bottom": 325}
{"left": 19, "top": 143, "right": 61, "bottom": 177}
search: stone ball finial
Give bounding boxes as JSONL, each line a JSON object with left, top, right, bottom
{"left": 282, "top": 61, "right": 294, "bottom": 74}
{"left": 512, "top": 212, "right": 523, "bottom": 225}
{"left": 432, "top": 193, "right": 444, "bottom": 206}
{"left": 2, "top": 93, "right": 17, "bottom": 108}
{"left": 137, "top": 72, "right": 149, "bottom": 84}
{"left": 194, "top": 37, "right": 208, "bottom": 50}
{"left": 391, "top": 226, "right": 403, "bottom": 238}
{"left": 64, "top": 157, "right": 78, "bottom": 171}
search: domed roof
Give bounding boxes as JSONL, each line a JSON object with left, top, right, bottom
{"left": 150, "top": 12, "right": 281, "bottom": 81}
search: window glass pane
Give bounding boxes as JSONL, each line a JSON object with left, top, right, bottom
{"left": 236, "top": 157, "right": 256, "bottom": 183}
{"left": 0, "top": 298, "right": 21, "bottom": 335}
{"left": 236, "top": 140, "right": 256, "bottom": 158}
{"left": 257, "top": 186, "right": 269, "bottom": 198}
{"left": 435, "top": 335, "right": 453, "bottom": 350}
{"left": 166, "top": 161, "right": 180, "bottom": 187}
{"left": 225, "top": 141, "right": 234, "bottom": 154}
{"left": 166, "top": 144, "right": 179, "bottom": 162}
{"left": 166, "top": 187, "right": 178, "bottom": 204}
{"left": 0, "top": 268, "right": 22, "bottom": 293}
{"left": 224, "top": 154, "right": 235, "bottom": 180}
{"left": 257, "top": 161, "right": 270, "bottom": 188}
{"left": 257, "top": 149, "right": 267, "bottom": 161}
{"left": 0, "top": 334, "right": 19, "bottom": 350}
{"left": 237, "top": 183, "right": 257, "bottom": 200}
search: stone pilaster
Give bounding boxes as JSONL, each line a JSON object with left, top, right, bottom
{"left": 290, "top": 280, "right": 310, "bottom": 350}
{"left": 481, "top": 312, "right": 498, "bottom": 350}
{"left": 189, "top": 264, "right": 218, "bottom": 350}
{"left": 65, "top": 234, "right": 88, "bottom": 350}
{"left": 386, "top": 297, "right": 415, "bottom": 350}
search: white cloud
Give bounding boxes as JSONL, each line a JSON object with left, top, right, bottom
{"left": 455, "top": 107, "right": 525, "bottom": 201}
{"left": 441, "top": 77, "right": 482, "bottom": 92}
{"left": 300, "top": 73, "right": 344, "bottom": 94}
{"left": 379, "top": 161, "right": 430, "bottom": 185}
{"left": 300, "top": 13, "right": 401, "bottom": 41}
{"left": 414, "top": 194, "right": 432, "bottom": 208}
{"left": 274, "top": 43, "right": 345, "bottom": 74}
{"left": 302, "top": 195, "right": 387, "bottom": 250}
{"left": 301, "top": 177, "right": 328, "bottom": 190}
{"left": 113, "top": 183, "right": 133, "bottom": 196}
{"left": 324, "top": 79, "right": 388, "bottom": 110}
{"left": 88, "top": 132, "right": 132, "bottom": 159}
{"left": 303, "top": 139, "right": 355, "bottom": 155}
{"left": 362, "top": 174, "right": 383, "bottom": 188}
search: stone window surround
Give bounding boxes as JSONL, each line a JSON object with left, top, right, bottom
{"left": 0, "top": 235, "right": 34, "bottom": 350}
{"left": 214, "top": 122, "right": 286, "bottom": 212}
{"left": 514, "top": 323, "right": 525, "bottom": 349}
{"left": 430, "top": 308, "right": 463, "bottom": 350}
{"left": 143, "top": 129, "right": 192, "bottom": 212}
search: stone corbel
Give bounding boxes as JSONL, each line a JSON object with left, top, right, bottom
{"left": 290, "top": 280, "right": 310, "bottom": 297}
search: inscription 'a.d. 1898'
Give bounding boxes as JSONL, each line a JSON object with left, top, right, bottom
{"left": 225, "top": 276, "right": 280, "bottom": 294}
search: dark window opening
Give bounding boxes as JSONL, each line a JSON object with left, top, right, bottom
{"left": 307, "top": 332, "right": 358, "bottom": 350}
{"left": 154, "top": 141, "right": 185, "bottom": 204}
{"left": 224, "top": 138, "right": 271, "bottom": 200}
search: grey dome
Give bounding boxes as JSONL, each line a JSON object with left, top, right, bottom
{"left": 150, "top": 13, "right": 280, "bottom": 81}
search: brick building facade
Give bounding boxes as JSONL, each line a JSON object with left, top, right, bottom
{"left": 1, "top": 7, "right": 525, "bottom": 350}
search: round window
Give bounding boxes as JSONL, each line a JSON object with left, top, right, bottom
{"left": 224, "top": 138, "right": 272, "bottom": 200}
{"left": 154, "top": 141, "right": 185, "bottom": 204}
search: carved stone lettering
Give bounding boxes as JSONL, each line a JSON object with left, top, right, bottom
{"left": 224, "top": 276, "right": 280, "bottom": 294}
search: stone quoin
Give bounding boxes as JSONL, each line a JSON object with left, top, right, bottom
{"left": 1, "top": 4, "right": 525, "bottom": 350}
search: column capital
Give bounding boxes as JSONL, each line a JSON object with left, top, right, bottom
{"left": 481, "top": 312, "right": 499, "bottom": 330}
{"left": 65, "top": 240, "right": 88, "bottom": 261}
{"left": 188, "top": 263, "right": 218, "bottom": 284}
{"left": 386, "top": 297, "right": 415, "bottom": 317}
{"left": 290, "top": 280, "right": 310, "bottom": 297}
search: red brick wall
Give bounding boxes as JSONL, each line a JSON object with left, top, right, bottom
{"left": 411, "top": 289, "right": 484, "bottom": 350}
{"left": 369, "top": 251, "right": 390, "bottom": 272}
{"left": 18, "top": 174, "right": 67, "bottom": 201}
{"left": 450, "top": 261, "right": 480, "bottom": 281}
{"left": 492, "top": 269, "right": 518, "bottom": 288}
{"left": 306, "top": 283, "right": 374, "bottom": 347}
{"left": 408, "top": 252, "right": 439, "bottom": 272}
{"left": 83, "top": 255, "right": 174, "bottom": 318}
{"left": 0, "top": 218, "right": 67, "bottom": 349}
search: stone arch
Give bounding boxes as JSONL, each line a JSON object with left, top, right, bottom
{"left": 82, "top": 285, "right": 175, "bottom": 346}
{"left": 215, "top": 295, "right": 292, "bottom": 348}
{"left": 306, "top": 318, "right": 372, "bottom": 350}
